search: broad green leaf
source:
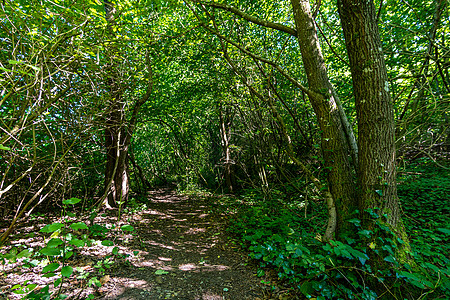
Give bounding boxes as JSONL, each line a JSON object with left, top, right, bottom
{"left": 43, "top": 272, "right": 57, "bottom": 278}
{"left": 40, "top": 247, "right": 61, "bottom": 256}
{"left": 43, "top": 263, "right": 60, "bottom": 273}
{"left": 11, "top": 283, "right": 25, "bottom": 294}
{"left": 300, "top": 281, "right": 316, "bottom": 296}
{"left": 40, "top": 223, "right": 64, "bottom": 233}
{"left": 357, "top": 229, "right": 372, "bottom": 238}
{"left": 347, "top": 247, "right": 369, "bottom": 265}
{"left": 70, "top": 222, "right": 88, "bottom": 230}
{"left": 384, "top": 255, "right": 396, "bottom": 263}
{"left": 64, "top": 251, "right": 73, "bottom": 259}
{"left": 0, "top": 144, "right": 11, "bottom": 151}
{"left": 26, "top": 284, "right": 37, "bottom": 291}
{"left": 155, "top": 269, "right": 169, "bottom": 275}
{"left": 54, "top": 278, "right": 62, "bottom": 288}
{"left": 69, "top": 239, "right": 85, "bottom": 247}
{"left": 89, "top": 277, "right": 101, "bottom": 287}
{"left": 437, "top": 228, "right": 450, "bottom": 235}
{"left": 286, "top": 243, "right": 295, "bottom": 252}
{"left": 63, "top": 197, "right": 82, "bottom": 205}
{"left": 61, "top": 266, "right": 73, "bottom": 277}
{"left": 17, "top": 249, "right": 32, "bottom": 259}
{"left": 101, "top": 240, "right": 114, "bottom": 246}
{"left": 121, "top": 225, "right": 134, "bottom": 232}
{"left": 47, "top": 238, "right": 64, "bottom": 248}
{"left": 112, "top": 246, "right": 119, "bottom": 255}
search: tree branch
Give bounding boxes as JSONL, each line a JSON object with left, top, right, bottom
{"left": 197, "top": 1, "right": 297, "bottom": 36}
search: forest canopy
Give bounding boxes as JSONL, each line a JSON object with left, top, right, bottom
{"left": 0, "top": 0, "right": 449, "bottom": 299}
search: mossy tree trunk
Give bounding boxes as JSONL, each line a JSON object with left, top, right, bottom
{"left": 290, "top": 0, "right": 358, "bottom": 235}
{"left": 337, "top": 0, "right": 409, "bottom": 246}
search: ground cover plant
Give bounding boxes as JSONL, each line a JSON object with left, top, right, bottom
{"left": 226, "top": 158, "right": 450, "bottom": 299}
{"left": 0, "top": 197, "right": 139, "bottom": 299}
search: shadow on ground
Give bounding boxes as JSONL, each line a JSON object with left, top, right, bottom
{"left": 0, "top": 189, "right": 267, "bottom": 300}
{"left": 97, "top": 188, "right": 263, "bottom": 299}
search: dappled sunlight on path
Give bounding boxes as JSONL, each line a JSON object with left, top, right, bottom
{"left": 98, "top": 188, "right": 262, "bottom": 299}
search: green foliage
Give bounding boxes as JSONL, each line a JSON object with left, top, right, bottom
{"left": 0, "top": 197, "right": 136, "bottom": 299}
{"left": 229, "top": 182, "right": 450, "bottom": 299}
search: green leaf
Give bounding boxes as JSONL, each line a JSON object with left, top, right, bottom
{"left": 286, "top": 243, "right": 295, "bottom": 252}
{"left": 121, "top": 225, "right": 134, "bottom": 232}
{"left": 40, "top": 247, "right": 61, "bottom": 256}
{"left": 398, "top": 271, "right": 427, "bottom": 288}
{"left": 70, "top": 222, "right": 88, "bottom": 230}
{"left": 384, "top": 255, "right": 396, "bottom": 263}
{"left": 375, "top": 189, "right": 383, "bottom": 196}
{"left": 0, "top": 144, "right": 11, "bottom": 151}
{"left": 300, "top": 281, "right": 316, "bottom": 296}
{"left": 348, "top": 218, "right": 361, "bottom": 226}
{"left": 54, "top": 278, "right": 62, "bottom": 288}
{"left": 43, "top": 272, "right": 57, "bottom": 278}
{"left": 40, "top": 223, "right": 64, "bottom": 233}
{"left": 17, "top": 249, "right": 32, "bottom": 259}
{"left": 155, "top": 269, "right": 169, "bottom": 275}
{"left": 347, "top": 247, "right": 369, "bottom": 265}
{"left": 357, "top": 229, "right": 372, "bottom": 238}
{"left": 69, "top": 239, "right": 85, "bottom": 247}
{"left": 8, "top": 59, "right": 22, "bottom": 64}
{"left": 43, "top": 263, "right": 60, "bottom": 273}
{"left": 26, "top": 284, "right": 37, "bottom": 291}
{"left": 89, "top": 277, "right": 101, "bottom": 287}
{"left": 63, "top": 198, "right": 82, "bottom": 205}
{"left": 25, "top": 64, "right": 41, "bottom": 72}
{"left": 437, "top": 228, "right": 450, "bottom": 235}
{"left": 101, "top": 240, "right": 114, "bottom": 246}
{"left": 61, "top": 266, "right": 73, "bottom": 277}
{"left": 47, "top": 238, "right": 64, "bottom": 248}
{"left": 112, "top": 246, "right": 119, "bottom": 255}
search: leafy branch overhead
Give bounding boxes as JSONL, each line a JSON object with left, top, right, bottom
{"left": 0, "top": 0, "right": 448, "bottom": 299}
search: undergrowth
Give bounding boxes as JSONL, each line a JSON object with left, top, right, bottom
{"left": 226, "top": 159, "right": 450, "bottom": 299}
{"left": 0, "top": 198, "right": 137, "bottom": 299}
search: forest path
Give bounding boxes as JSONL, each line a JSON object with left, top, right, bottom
{"left": 99, "top": 188, "right": 265, "bottom": 299}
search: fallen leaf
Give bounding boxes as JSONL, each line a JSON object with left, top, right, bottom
{"left": 100, "top": 275, "right": 110, "bottom": 285}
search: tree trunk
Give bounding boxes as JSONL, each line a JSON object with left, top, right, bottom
{"left": 218, "top": 101, "right": 235, "bottom": 192}
{"left": 290, "top": 0, "right": 357, "bottom": 235}
{"left": 338, "top": 0, "right": 407, "bottom": 240}
{"left": 102, "top": 0, "right": 125, "bottom": 207}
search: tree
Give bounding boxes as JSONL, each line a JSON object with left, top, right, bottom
{"left": 337, "top": 0, "right": 408, "bottom": 246}
{"left": 100, "top": 0, "right": 153, "bottom": 208}
{"left": 189, "top": 0, "right": 413, "bottom": 244}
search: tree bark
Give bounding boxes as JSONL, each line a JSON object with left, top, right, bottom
{"left": 102, "top": 1, "right": 153, "bottom": 207}
{"left": 290, "top": 0, "right": 357, "bottom": 235}
{"left": 102, "top": 0, "right": 129, "bottom": 207}
{"left": 337, "top": 0, "right": 405, "bottom": 233}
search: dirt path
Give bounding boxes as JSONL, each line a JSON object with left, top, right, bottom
{"left": 97, "top": 189, "right": 264, "bottom": 299}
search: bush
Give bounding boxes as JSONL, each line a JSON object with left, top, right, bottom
{"left": 228, "top": 175, "right": 450, "bottom": 299}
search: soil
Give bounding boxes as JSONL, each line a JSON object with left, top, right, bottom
{"left": 0, "top": 189, "right": 294, "bottom": 299}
